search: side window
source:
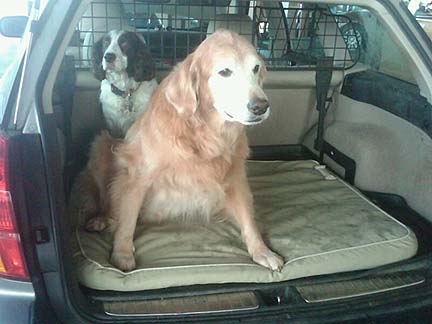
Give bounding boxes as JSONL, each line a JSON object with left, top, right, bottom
{"left": 0, "top": 0, "right": 48, "bottom": 78}
{"left": 403, "top": 1, "right": 432, "bottom": 55}
{"left": 338, "top": 4, "right": 431, "bottom": 139}
{"left": 0, "top": 2, "right": 29, "bottom": 77}
{"left": 331, "top": 5, "right": 417, "bottom": 83}
{"left": 252, "top": 3, "right": 357, "bottom": 69}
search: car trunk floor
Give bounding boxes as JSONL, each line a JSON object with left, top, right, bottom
{"left": 68, "top": 158, "right": 418, "bottom": 292}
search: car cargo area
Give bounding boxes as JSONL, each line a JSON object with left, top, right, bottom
{"left": 39, "top": 0, "right": 432, "bottom": 321}
{"left": 66, "top": 144, "right": 431, "bottom": 319}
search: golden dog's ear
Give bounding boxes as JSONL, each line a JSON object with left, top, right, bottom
{"left": 165, "top": 54, "right": 199, "bottom": 118}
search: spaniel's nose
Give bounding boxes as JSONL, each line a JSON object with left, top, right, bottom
{"left": 104, "top": 52, "right": 116, "bottom": 63}
{"left": 247, "top": 98, "right": 269, "bottom": 116}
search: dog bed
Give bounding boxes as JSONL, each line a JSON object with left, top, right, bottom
{"left": 70, "top": 160, "right": 417, "bottom": 291}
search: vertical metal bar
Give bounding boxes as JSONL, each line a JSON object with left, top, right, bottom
{"left": 133, "top": 0, "right": 137, "bottom": 31}
{"left": 252, "top": 5, "right": 257, "bottom": 48}
{"left": 323, "top": 11, "right": 327, "bottom": 57}
{"left": 146, "top": 2, "right": 152, "bottom": 66}
{"left": 308, "top": 8, "right": 317, "bottom": 53}
{"left": 332, "top": 14, "right": 338, "bottom": 64}
{"left": 200, "top": 3, "right": 204, "bottom": 42}
{"left": 213, "top": 2, "right": 217, "bottom": 36}
{"left": 278, "top": 2, "right": 290, "bottom": 56}
{"left": 314, "top": 56, "right": 333, "bottom": 163}
{"left": 274, "top": 7, "right": 284, "bottom": 60}
{"left": 105, "top": 0, "right": 108, "bottom": 33}
{"left": 160, "top": 3, "right": 164, "bottom": 65}
{"left": 187, "top": 3, "right": 191, "bottom": 56}
{"left": 77, "top": 22, "right": 82, "bottom": 67}
{"left": 174, "top": 2, "right": 177, "bottom": 65}
{"left": 91, "top": 2, "right": 95, "bottom": 66}
{"left": 342, "top": 18, "right": 349, "bottom": 68}
{"left": 119, "top": 0, "right": 123, "bottom": 30}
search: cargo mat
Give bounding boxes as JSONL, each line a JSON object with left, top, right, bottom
{"left": 70, "top": 160, "right": 417, "bottom": 291}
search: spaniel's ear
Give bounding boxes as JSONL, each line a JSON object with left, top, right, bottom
{"left": 127, "top": 33, "right": 156, "bottom": 82}
{"left": 164, "top": 54, "right": 199, "bottom": 118}
{"left": 92, "top": 37, "right": 106, "bottom": 81}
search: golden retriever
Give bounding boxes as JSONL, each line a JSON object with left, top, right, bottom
{"left": 83, "top": 29, "right": 284, "bottom": 272}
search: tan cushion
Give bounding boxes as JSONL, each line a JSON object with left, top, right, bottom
{"left": 70, "top": 160, "right": 417, "bottom": 291}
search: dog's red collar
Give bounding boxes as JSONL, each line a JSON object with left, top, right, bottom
{"left": 110, "top": 83, "right": 131, "bottom": 98}
{"left": 110, "top": 83, "right": 141, "bottom": 112}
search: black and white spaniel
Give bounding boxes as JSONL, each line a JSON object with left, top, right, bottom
{"left": 92, "top": 30, "right": 158, "bottom": 138}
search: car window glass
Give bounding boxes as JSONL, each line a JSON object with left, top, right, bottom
{"left": 0, "top": 1, "right": 28, "bottom": 78}
{"left": 403, "top": 0, "right": 432, "bottom": 41}
{"left": 330, "top": 4, "right": 417, "bottom": 84}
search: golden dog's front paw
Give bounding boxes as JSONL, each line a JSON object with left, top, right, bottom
{"left": 110, "top": 252, "right": 136, "bottom": 271}
{"left": 252, "top": 247, "right": 284, "bottom": 272}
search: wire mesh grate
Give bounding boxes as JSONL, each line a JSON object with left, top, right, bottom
{"left": 69, "top": 1, "right": 360, "bottom": 70}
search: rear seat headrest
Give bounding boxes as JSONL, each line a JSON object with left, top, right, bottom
{"left": 206, "top": 13, "right": 254, "bottom": 38}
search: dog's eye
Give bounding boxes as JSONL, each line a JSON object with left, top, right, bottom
{"left": 120, "top": 42, "right": 129, "bottom": 50}
{"left": 218, "top": 68, "right": 233, "bottom": 77}
{"left": 253, "top": 65, "right": 260, "bottom": 74}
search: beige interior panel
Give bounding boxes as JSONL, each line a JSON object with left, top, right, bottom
{"left": 247, "top": 70, "right": 343, "bottom": 145}
{"left": 247, "top": 88, "right": 318, "bottom": 145}
{"left": 71, "top": 87, "right": 104, "bottom": 154}
{"left": 303, "top": 93, "right": 432, "bottom": 221}
{"left": 73, "top": 70, "right": 344, "bottom": 147}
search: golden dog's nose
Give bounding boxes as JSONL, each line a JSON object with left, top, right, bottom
{"left": 247, "top": 98, "right": 269, "bottom": 116}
